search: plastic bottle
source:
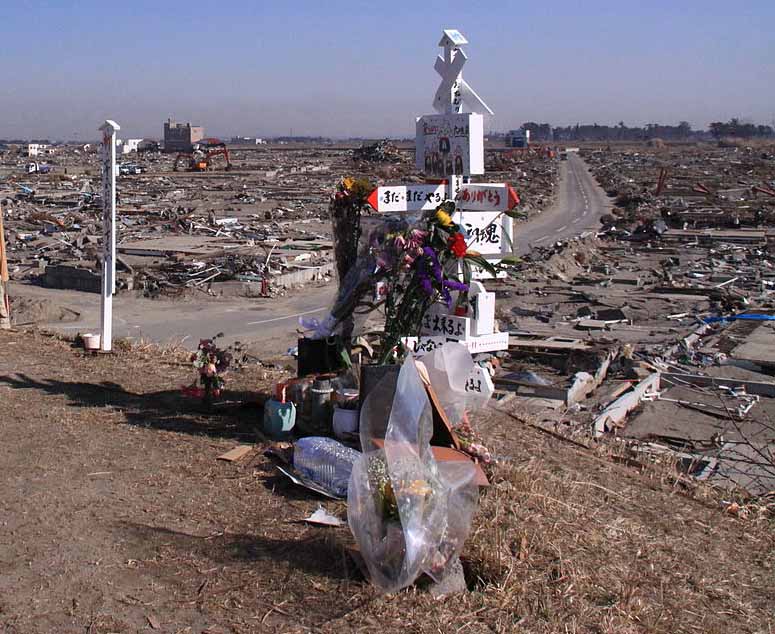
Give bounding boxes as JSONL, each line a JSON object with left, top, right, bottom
{"left": 293, "top": 437, "right": 360, "bottom": 497}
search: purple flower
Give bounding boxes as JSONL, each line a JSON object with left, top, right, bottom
{"left": 443, "top": 279, "right": 469, "bottom": 293}
{"left": 376, "top": 252, "right": 394, "bottom": 270}
{"left": 422, "top": 247, "right": 443, "bottom": 282}
{"left": 417, "top": 267, "right": 434, "bottom": 296}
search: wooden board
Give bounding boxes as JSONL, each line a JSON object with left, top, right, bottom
{"left": 424, "top": 381, "right": 462, "bottom": 450}
{"left": 217, "top": 445, "right": 253, "bottom": 462}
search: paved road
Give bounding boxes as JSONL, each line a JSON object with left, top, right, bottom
{"left": 33, "top": 282, "right": 335, "bottom": 356}
{"left": 513, "top": 152, "right": 610, "bottom": 255}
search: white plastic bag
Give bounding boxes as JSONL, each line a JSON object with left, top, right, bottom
{"left": 422, "top": 341, "right": 493, "bottom": 423}
{"left": 348, "top": 354, "right": 478, "bottom": 593}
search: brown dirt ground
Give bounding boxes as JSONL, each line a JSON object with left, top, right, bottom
{"left": 0, "top": 329, "right": 772, "bottom": 634}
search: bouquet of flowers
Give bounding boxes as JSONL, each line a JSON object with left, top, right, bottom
{"left": 185, "top": 333, "right": 232, "bottom": 406}
{"left": 368, "top": 201, "right": 497, "bottom": 363}
{"left": 329, "top": 177, "right": 374, "bottom": 342}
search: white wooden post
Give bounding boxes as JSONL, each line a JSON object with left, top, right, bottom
{"left": 98, "top": 119, "right": 120, "bottom": 352}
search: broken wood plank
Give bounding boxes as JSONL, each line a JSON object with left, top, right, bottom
{"left": 594, "top": 373, "right": 661, "bottom": 437}
{"left": 217, "top": 445, "right": 254, "bottom": 462}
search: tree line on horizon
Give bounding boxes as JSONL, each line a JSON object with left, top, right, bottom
{"left": 508, "top": 118, "right": 775, "bottom": 142}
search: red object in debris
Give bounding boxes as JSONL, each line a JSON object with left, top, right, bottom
{"left": 507, "top": 184, "right": 520, "bottom": 209}
{"left": 181, "top": 385, "right": 204, "bottom": 398}
{"left": 454, "top": 306, "right": 468, "bottom": 317}
{"left": 261, "top": 278, "right": 269, "bottom": 296}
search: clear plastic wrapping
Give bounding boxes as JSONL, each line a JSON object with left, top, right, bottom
{"left": 347, "top": 355, "right": 478, "bottom": 593}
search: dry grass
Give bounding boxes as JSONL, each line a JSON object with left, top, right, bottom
{"left": 0, "top": 328, "right": 772, "bottom": 633}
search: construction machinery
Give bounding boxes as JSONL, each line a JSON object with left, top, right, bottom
{"left": 174, "top": 138, "right": 232, "bottom": 172}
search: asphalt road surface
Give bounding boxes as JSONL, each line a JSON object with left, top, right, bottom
{"left": 32, "top": 282, "right": 335, "bottom": 356}
{"left": 513, "top": 152, "right": 609, "bottom": 255}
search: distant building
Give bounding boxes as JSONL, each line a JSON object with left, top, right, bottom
{"left": 505, "top": 129, "right": 530, "bottom": 148}
{"left": 27, "top": 143, "right": 51, "bottom": 157}
{"left": 117, "top": 138, "right": 143, "bottom": 155}
{"left": 163, "top": 118, "right": 204, "bottom": 153}
{"left": 230, "top": 136, "right": 267, "bottom": 145}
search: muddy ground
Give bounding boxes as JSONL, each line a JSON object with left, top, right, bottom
{"left": 0, "top": 330, "right": 773, "bottom": 634}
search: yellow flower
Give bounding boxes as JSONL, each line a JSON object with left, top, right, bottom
{"left": 401, "top": 479, "right": 432, "bottom": 497}
{"left": 435, "top": 209, "right": 453, "bottom": 227}
{"left": 342, "top": 177, "right": 355, "bottom": 191}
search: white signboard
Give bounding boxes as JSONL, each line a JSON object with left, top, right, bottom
{"left": 465, "top": 331, "right": 509, "bottom": 353}
{"left": 469, "top": 281, "right": 495, "bottom": 336}
{"left": 465, "top": 364, "right": 495, "bottom": 399}
{"left": 366, "top": 184, "right": 446, "bottom": 213}
{"left": 453, "top": 211, "right": 512, "bottom": 256}
{"left": 403, "top": 332, "right": 508, "bottom": 355}
{"left": 420, "top": 312, "right": 470, "bottom": 340}
{"left": 402, "top": 335, "right": 447, "bottom": 356}
{"left": 456, "top": 183, "right": 519, "bottom": 211}
{"left": 416, "top": 113, "right": 484, "bottom": 177}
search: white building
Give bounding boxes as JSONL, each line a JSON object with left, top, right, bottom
{"left": 27, "top": 143, "right": 50, "bottom": 157}
{"left": 116, "top": 138, "right": 143, "bottom": 155}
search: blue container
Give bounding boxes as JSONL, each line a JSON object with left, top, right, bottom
{"left": 263, "top": 399, "right": 296, "bottom": 440}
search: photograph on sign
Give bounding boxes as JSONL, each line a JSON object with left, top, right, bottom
{"left": 415, "top": 113, "right": 484, "bottom": 177}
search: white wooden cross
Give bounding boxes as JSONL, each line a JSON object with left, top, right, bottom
{"left": 384, "top": 30, "right": 514, "bottom": 354}
{"left": 433, "top": 29, "right": 493, "bottom": 116}
{"left": 99, "top": 119, "right": 120, "bottom": 352}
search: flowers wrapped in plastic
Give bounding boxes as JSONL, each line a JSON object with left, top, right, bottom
{"left": 347, "top": 353, "right": 479, "bottom": 593}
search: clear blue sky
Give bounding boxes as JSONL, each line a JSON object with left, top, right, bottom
{"left": 2, "top": 0, "right": 774, "bottom": 140}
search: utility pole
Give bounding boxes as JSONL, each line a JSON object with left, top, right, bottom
{"left": 99, "top": 119, "right": 120, "bottom": 352}
{"left": 0, "top": 202, "right": 10, "bottom": 329}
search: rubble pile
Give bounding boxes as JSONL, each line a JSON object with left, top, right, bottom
{"left": 490, "top": 171, "right": 775, "bottom": 498}
{"left": 0, "top": 140, "right": 560, "bottom": 303}
{"left": 351, "top": 139, "right": 405, "bottom": 164}
{"left": 583, "top": 143, "right": 775, "bottom": 231}
{"left": 0, "top": 144, "right": 353, "bottom": 298}
{"left": 486, "top": 148, "right": 559, "bottom": 215}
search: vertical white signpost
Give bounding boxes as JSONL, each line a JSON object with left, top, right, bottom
{"left": 400, "top": 30, "right": 510, "bottom": 355}
{"left": 99, "top": 119, "right": 120, "bottom": 353}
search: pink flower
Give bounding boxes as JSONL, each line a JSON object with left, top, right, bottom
{"left": 376, "top": 256, "right": 390, "bottom": 270}
{"left": 394, "top": 235, "right": 407, "bottom": 253}
{"left": 409, "top": 229, "right": 428, "bottom": 243}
